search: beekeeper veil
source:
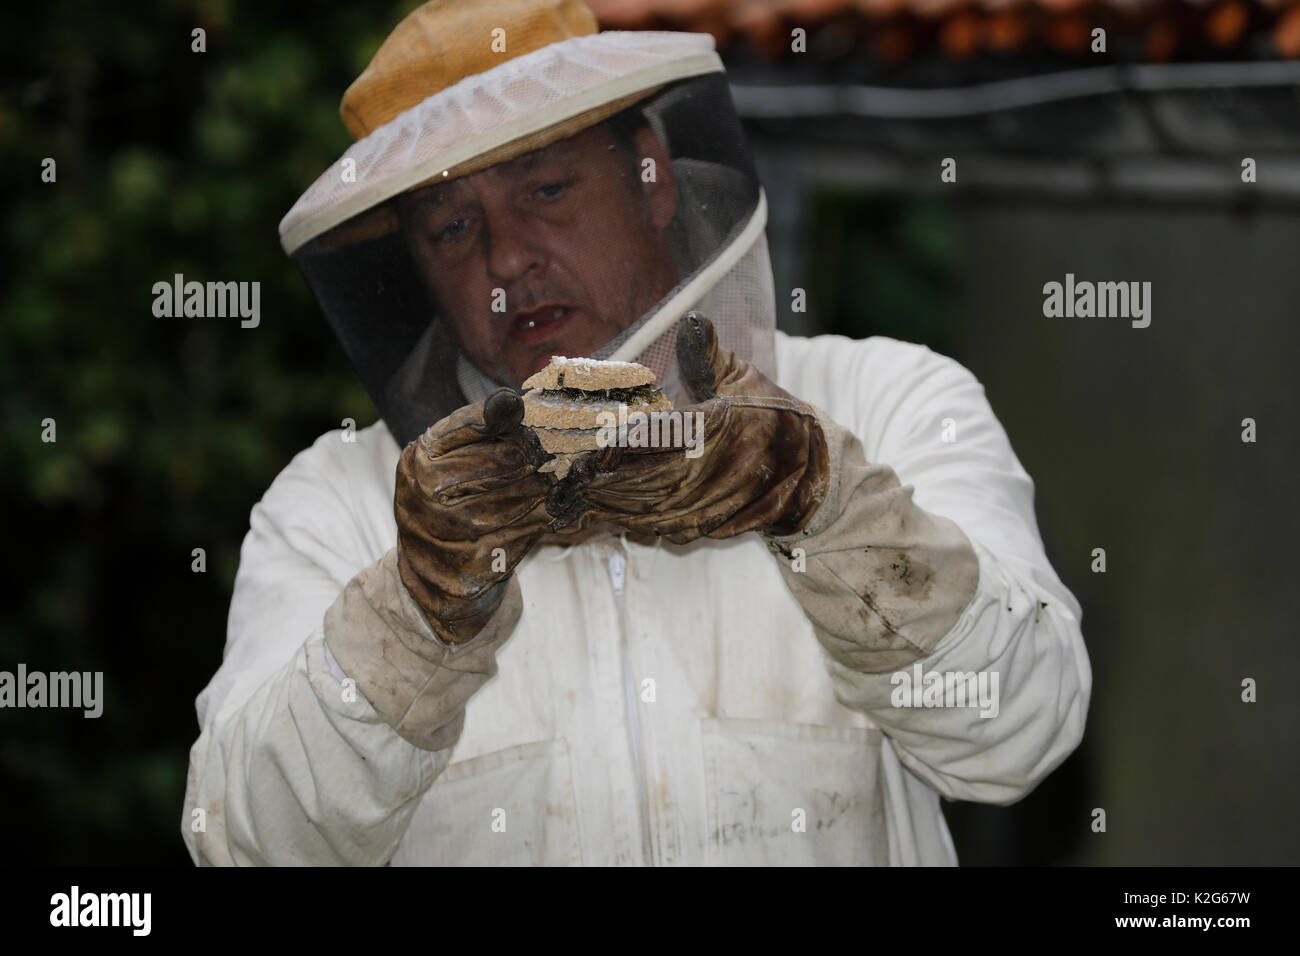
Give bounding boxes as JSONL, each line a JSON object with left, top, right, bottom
{"left": 279, "top": 0, "right": 774, "bottom": 448}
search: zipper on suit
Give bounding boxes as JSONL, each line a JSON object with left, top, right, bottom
{"left": 608, "top": 546, "right": 654, "bottom": 866}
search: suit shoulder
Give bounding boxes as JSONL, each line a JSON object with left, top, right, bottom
{"left": 255, "top": 420, "right": 398, "bottom": 523}
{"left": 775, "top": 330, "right": 980, "bottom": 408}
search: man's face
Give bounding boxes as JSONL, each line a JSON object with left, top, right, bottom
{"left": 400, "top": 122, "right": 679, "bottom": 387}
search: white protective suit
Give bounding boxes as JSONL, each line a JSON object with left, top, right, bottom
{"left": 182, "top": 328, "right": 1091, "bottom": 865}
{"left": 182, "top": 13, "right": 1090, "bottom": 865}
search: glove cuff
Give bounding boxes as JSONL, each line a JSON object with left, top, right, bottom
{"left": 396, "top": 543, "right": 509, "bottom": 646}
{"left": 324, "top": 548, "right": 522, "bottom": 750}
{"left": 757, "top": 403, "right": 835, "bottom": 538}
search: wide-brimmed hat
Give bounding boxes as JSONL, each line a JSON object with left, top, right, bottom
{"left": 344, "top": 0, "right": 598, "bottom": 140}
{"left": 342, "top": 0, "right": 662, "bottom": 180}
{"left": 282, "top": 0, "right": 720, "bottom": 251}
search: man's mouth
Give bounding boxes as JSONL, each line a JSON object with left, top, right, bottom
{"left": 509, "top": 304, "right": 576, "bottom": 345}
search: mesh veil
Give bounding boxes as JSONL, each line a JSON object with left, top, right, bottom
{"left": 281, "top": 32, "right": 774, "bottom": 448}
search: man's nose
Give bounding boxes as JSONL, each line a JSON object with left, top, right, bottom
{"left": 483, "top": 204, "right": 544, "bottom": 285}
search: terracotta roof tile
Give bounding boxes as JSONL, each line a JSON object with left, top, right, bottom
{"left": 586, "top": 0, "right": 1300, "bottom": 58}
{"left": 985, "top": 8, "right": 1032, "bottom": 49}
{"left": 1277, "top": 3, "right": 1300, "bottom": 53}
{"left": 1206, "top": 0, "right": 1250, "bottom": 45}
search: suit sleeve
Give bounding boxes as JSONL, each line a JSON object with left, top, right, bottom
{"left": 181, "top": 433, "right": 519, "bottom": 865}
{"left": 766, "top": 345, "right": 1091, "bottom": 805}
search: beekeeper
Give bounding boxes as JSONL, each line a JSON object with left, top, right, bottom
{"left": 183, "top": 0, "right": 1091, "bottom": 865}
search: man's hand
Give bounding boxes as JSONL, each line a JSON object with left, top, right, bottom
{"left": 556, "top": 312, "right": 831, "bottom": 543}
{"left": 395, "top": 388, "right": 556, "bottom": 644}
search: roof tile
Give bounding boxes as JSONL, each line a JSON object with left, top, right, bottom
{"left": 586, "top": 0, "right": 1300, "bottom": 59}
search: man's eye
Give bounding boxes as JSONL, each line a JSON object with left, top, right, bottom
{"left": 436, "top": 218, "right": 469, "bottom": 242}
{"left": 535, "top": 181, "right": 568, "bottom": 200}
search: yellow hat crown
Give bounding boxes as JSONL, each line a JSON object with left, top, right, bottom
{"left": 341, "top": 0, "right": 598, "bottom": 139}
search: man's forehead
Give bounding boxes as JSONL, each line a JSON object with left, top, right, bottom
{"left": 403, "top": 125, "right": 613, "bottom": 207}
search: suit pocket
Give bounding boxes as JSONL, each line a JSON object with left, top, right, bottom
{"left": 700, "top": 717, "right": 888, "bottom": 866}
{"left": 393, "top": 738, "right": 583, "bottom": 866}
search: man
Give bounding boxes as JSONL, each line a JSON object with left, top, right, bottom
{"left": 396, "top": 116, "right": 681, "bottom": 390}
{"left": 183, "top": 0, "right": 1091, "bottom": 865}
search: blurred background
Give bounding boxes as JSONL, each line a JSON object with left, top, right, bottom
{"left": 3, "top": 0, "right": 1297, "bottom": 865}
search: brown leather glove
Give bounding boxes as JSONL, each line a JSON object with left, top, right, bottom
{"left": 395, "top": 388, "right": 556, "bottom": 645}
{"left": 549, "top": 312, "right": 831, "bottom": 543}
